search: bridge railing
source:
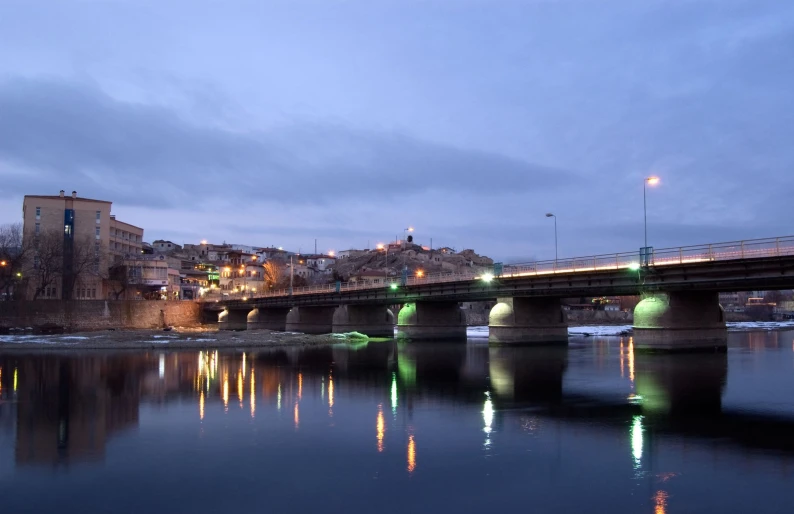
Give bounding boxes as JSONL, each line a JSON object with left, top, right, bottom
{"left": 229, "top": 235, "right": 794, "bottom": 300}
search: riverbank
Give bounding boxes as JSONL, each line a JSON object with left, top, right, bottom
{"left": 0, "top": 327, "right": 373, "bottom": 350}
{"left": 3, "top": 321, "right": 794, "bottom": 350}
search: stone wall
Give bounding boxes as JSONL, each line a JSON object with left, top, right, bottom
{"left": 565, "top": 309, "right": 633, "bottom": 325}
{"left": 0, "top": 300, "right": 202, "bottom": 332}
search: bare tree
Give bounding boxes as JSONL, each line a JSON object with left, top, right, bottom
{"left": 64, "top": 235, "right": 104, "bottom": 299}
{"left": 263, "top": 261, "right": 284, "bottom": 289}
{"left": 277, "top": 274, "right": 307, "bottom": 289}
{"left": 0, "top": 223, "right": 32, "bottom": 299}
{"left": 30, "top": 229, "right": 64, "bottom": 300}
{"left": 107, "top": 261, "right": 130, "bottom": 300}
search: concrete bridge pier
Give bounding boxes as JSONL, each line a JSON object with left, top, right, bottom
{"left": 219, "top": 308, "right": 249, "bottom": 331}
{"left": 633, "top": 291, "right": 727, "bottom": 352}
{"left": 397, "top": 302, "right": 467, "bottom": 341}
{"left": 488, "top": 297, "right": 568, "bottom": 345}
{"left": 332, "top": 305, "right": 394, "bottom": 338}
{"left": 285, "top": 306, "right": 337, "bottom": 334}
{"left": 247, "top": 307, "right": 291, "bottom": 331}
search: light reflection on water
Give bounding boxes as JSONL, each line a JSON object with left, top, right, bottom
{"left": 1, "top": 330, "right": 794, "bottom": 513}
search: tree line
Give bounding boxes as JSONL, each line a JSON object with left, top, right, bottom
{"left": 1, "top": 222, "right": 112, "bottom": 300}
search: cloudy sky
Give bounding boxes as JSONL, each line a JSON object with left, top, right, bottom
{"left": 0, "top": 0, "right": 792, "bottom": 262}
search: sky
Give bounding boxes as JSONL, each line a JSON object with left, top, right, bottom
{"left": 0, "top": 0, "right": 792, "bottom": 262}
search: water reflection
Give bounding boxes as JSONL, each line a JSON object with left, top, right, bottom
{"left": 634, "top": 352, "right": 728, "bottom": 417}
{"left": 2, "top": 334, "right": 794, "bottom": 512}
{"left": 376, "top": 405, "right": 385, "bottom": 452}
{"left": 407, "top": 433, "right": 416, "bottom": 474}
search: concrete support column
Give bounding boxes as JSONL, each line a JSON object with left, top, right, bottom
{"left": 285, "top": 306, "right": 336, "bottom": 334}
{"left": 488, "top": 297, "right": 568, "bottom": 345}
{"left": 397, "top": 302, "right": 466, "bottom": 341}
{"left": 332, "top": 305, "right": 394, "bottom": 338}
{"left": 633, "top": 292, "right": 727, "bottom": 351}
{"left": 218, "top": 308, "right": 249, "bottom": 331}
{"left": 247, "top": 307, "right": 291, "bottom": 331}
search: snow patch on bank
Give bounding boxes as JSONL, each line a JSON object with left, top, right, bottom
{"left": 728, "top": 321, "right": 794, "bottom": 331}
{"left": 466, "top": 321, "right": 794, "bottom": 338}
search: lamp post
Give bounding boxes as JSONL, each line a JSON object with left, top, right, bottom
{"left": 289, "top": 254, "right": 294, "bottom": 295}
{"left": 644, "top": 176, "right": 660, "bottom": 249}
{"left": 403, "top": 227, "right": 414, "bottom": 248}
{"left": 545, "top": 213, "right": 557, "bottom": 265}
{"left": 402, "top": 227, "right": 414, "bottom": 272}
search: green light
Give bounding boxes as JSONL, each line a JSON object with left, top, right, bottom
{"left": 389, "top": 283, "right": 398, "bottom": 290}
{"left": 481, "top": 273, "right": 494, "bottom": 282}
{"left": 630, "top": 415, "right": 643, "bottom": 468}
{"left": 628, "top": 262, "right": 640, "bottom": 271}
{"left": 390, "top": 372, "right": 398, "bottom": 415}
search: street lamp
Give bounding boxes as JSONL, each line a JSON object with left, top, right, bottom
{"left": 644, "top": 176, "right": 660, "bottom": 249}
{"left": 403, "top": 227, "right": 414, "bottom": 247}
{"left": 402, "top": 227, "right": 414, "bottom": 273}
{"left": 545, "top": 213, "right": 557, "bottom": 265}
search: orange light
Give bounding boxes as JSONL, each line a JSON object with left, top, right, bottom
{"left": 0, "top": 260, "right": 6, "bottom": 266}
{"left": 646, "top": 176, "right": 660, "bottom": 186}
{"left": 407, "top": 435, "right": 416, "bottom": 473}
{"left": 416, "top": 270, "right": 424, "bottom": 278}
{"left": 376, "top": 243, "right": 385, "bottom": 250}
{"left": 376, "top": 405, "right": 385, "bottom": 452}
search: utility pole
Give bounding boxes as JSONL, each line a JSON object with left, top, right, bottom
{"left": 289, "top": 255, "right": 294, "bottom": 295}
{"left": 315, "top": 239, "right": 317, "bottom": 255}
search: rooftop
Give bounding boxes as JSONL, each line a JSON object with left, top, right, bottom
{"left": 24, "top": 195, "right": 111, "bottom": 204}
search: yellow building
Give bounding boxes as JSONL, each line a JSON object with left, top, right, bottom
{"left": 22, "top": 190, "right": 144, "bottom": 300}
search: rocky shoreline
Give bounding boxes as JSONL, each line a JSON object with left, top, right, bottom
{"left": 0, "top": 327, "right": 375, "bottom": 350}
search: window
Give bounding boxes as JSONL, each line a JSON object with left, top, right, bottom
{"left": 35, "top": 223, "right": 40, "bottom": 235}
{"left": 95, "top": 226, "right": 100, "bottom": 239}
{"left": 96, "top": 210, "right": 101, "bottom": 223}
{"left": 52, "top": 288, "right": 57, "bottom": 298}
{"left": 33, "top": 255, "right": 39, "bottom": 269}
{"left": 36, "top": 207, "right": 41, "bottom": 219}
{"left": 92, "top": 289, "right": 96, "bottom": 298}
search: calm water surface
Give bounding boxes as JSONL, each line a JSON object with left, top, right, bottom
{"left": 1, "top": 331, "right": 794, "bottom": 513}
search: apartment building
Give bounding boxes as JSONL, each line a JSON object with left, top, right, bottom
{"left": 22, "top": 190, "right": 143, "bottom": 300}
{"left": 110, "top": 216, "right": 144, "bottom": 257}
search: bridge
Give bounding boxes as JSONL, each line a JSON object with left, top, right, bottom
{"left": 206, "top": 236, "right": 794, "bottom": 351}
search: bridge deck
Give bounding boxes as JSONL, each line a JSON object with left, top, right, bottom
{"left": 208, "top": 235, "right": 794, "bottom": 310}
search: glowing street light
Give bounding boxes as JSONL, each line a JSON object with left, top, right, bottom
{"left": 328, "top": 250, "right": 335, "bottom": 257}
{"left": 644, "top": 176, "right": 660, "bottom": 250}
{"left": 415, "top": 270, "right": 424, "bottom": 278}
{"left": 481, "top": 273, "right": 494, "bottom": 283}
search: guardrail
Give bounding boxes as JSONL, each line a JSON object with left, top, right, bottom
{"left": 215, "top": 236, "right": 794, "bottom": 301}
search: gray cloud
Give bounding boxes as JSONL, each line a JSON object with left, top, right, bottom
{"left": 0, "top": 77, "right": 572, "bottom": 209}
{"left": 0, "top": 0, "right": 792, "bottom": 260}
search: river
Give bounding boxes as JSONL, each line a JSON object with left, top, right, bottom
{"left": 1, "top": 330, "right": 793, "bottom": 513}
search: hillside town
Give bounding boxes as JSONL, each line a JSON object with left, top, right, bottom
{"left": 1, "top": 190, "right": 792, "bottom": 321}
{"left": 0, "top": 190, "right": 495, "bottom": 302}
